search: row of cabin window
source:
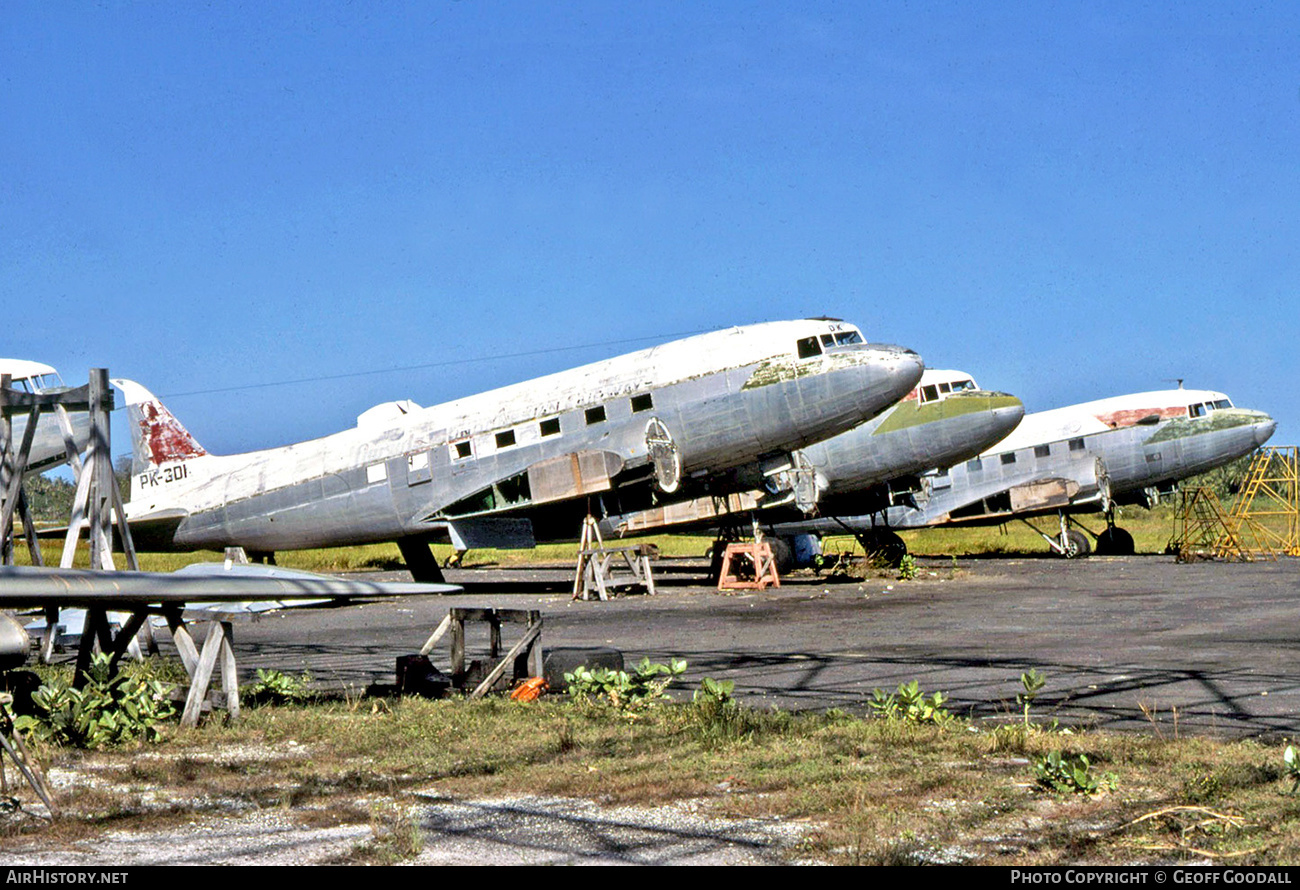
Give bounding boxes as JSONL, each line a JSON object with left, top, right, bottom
{"left": 448, "top": 392, "right": 656, "bottom": 461}
{"left": 957, "top": 438, "right": 1087, "bottom": 473}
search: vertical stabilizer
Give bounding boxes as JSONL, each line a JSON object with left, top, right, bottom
{"left": 111, "top": 379, "right": 208, "bottom": 473}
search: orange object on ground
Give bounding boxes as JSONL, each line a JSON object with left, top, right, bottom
{"left": 510, "top": 677, "right": 548, "bottom": 702}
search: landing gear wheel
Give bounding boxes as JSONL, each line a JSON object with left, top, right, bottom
{"left": 768, "top": 537, "right": 794, "bottom": 575}
{"left": 1060, "top": 528, "right": 1091, "bottom": 559}
{"left": 858, "top": 529, "right": 908, "bottom": 568}
{"left": 1095, "top": 527, "right": 1135, "bottom": 556}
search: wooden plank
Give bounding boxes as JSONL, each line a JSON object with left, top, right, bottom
{"left": 164, "top": 607, "right": 200, "bottom": 676}
{"left": 419, "top": 613, "right": 453, "bottom": 656}
{"left": 220, "top": 623, "right": 240, "bottom": 722}
{"left": 181, "top": 622, "right": 225, "bottom": 728}
{"left": 469, "top": 621, "right": 543, "bottom": 699}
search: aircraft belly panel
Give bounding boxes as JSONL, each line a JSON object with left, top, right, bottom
{"left": 177, "top": 473, "right": 405, "bottom": 550}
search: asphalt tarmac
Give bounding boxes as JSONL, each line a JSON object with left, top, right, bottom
{"left": 224, "top": 554, "right": 1300, "bottom": 738}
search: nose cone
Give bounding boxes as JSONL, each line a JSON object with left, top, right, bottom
{"left": 863, "top": 344, "right": 926, "bottom": 407}
{"left": 983, "top": 392, "right": 1027, "bottom": 442}
{"left": 1252, "top": 412, "right": 1278, "bottom": 448}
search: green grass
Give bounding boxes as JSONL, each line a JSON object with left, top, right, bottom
{"left": 22, "top": 505, "right": 1185, "bottom": 576}
{"left": 11, "top": 679, "right": 1300, "bottom": 865}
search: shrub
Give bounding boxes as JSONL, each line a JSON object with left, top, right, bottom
{"left": 17, "top": 652, "right": 176, "bottom": 748}
{"left": 565, "top": 657, "right": 686, "bottom": 718}
{"left": 868, "top": 680, "right": 952, "bottom": 725}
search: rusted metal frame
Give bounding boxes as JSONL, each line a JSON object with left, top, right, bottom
{"left": 180, "top": 620, "right": 239, "bottom": 728}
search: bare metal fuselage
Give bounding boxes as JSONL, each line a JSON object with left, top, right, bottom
{"left": 122, "top": 320, "right": 924, "bottom": 553}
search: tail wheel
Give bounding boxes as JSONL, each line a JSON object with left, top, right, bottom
{"left": 1095, "top": 527, "right": 1135, "bottom": 556}
{"left": 1060, "top": 528, "right": 1091, "bottom": 559}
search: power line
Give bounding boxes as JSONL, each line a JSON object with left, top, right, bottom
{"left": 158, "top": 327, "right": 714, "bottom": 400}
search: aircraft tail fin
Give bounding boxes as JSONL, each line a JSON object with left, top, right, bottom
{"left": 112, "top": 379, "right": 209, "bottom": 473}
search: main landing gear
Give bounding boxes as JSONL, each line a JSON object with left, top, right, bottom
{"left": 1024, "top": 508, "right": 1135, "bottom": 558}
{"left": 852, "top": 527, "right": 909, "bottom": 567}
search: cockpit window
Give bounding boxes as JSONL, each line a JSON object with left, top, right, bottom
{"left": 951, "top": 379, "right": 976, "bottom": 392}
{"left": 1190, "top": 403, "right": 1207, "bottom": 418}
{"left": 796, "top": 337, "right": 822, "bottom": 359}
{"left": 1211, "top": 399, "right": 1232, "bottom": 410}
{"left": 820, "top": 334, "right": 835, "bottom": 347}
{"left": 920, "top": 384, "right": 939, "bottom": 403}
{"left": 833, "top": 330, "right": 863, "bottom": 346}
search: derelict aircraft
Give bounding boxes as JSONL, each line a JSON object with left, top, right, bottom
{"left": 0, "top": 359, "right": 90, "bottom": 474}
{"left": 115, "top": 319, "right": 924, "bottom": 580}
{"left": 600, "top": 368, "right": 1026, "bottom": 565}
{"left": 772, "top": 386, "right": 1277, "bottom": 560}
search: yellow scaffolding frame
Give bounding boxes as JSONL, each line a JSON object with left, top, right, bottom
{"left": 1171, "top": 486, "right": 1250, "bottom": 562}
{"left": 1222, "top": 446, "right": 1299, "bottom": 558}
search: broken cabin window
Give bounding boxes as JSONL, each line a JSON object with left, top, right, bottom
{"left": 495, "top": 430, "right": 516, "bottom": 449}
{"left": 1147, "top": 452, "right": 1163, "bottom": 463}
{"left": 539, "top": 418, "right": 561, "bottom": 437}
{"left": 452, "top": 440, "right": 473, "bottom": 460}
{"left": 1000, "top": 453, "right": 1016, "bottom": 466}
{"left": 1068, "top": 438, "right": 1085, "bottom": 452}
{"left": 1034, "top": 444, "right": 1051, "bottom": 458}
{"left": 630, "top": 393, "right": 654, "bottom": 413}
{"left": 797, "top": 337, "right": 822, "bottom": 359}
{"left": 585, "top": 406, "right": 606, "bottom": 425}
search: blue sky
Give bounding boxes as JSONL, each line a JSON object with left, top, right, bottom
{"left": 3, "top": 2, "right": 1296, "bottom": 456}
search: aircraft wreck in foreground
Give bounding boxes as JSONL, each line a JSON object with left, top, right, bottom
{"left": 772, "top": 386, "right": 1277, "bottom": 561}
{"left": 116, "top": 319, "right": 924, "bottom": 580}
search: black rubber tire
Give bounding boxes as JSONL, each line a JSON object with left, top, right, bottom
{"left": 1095, "top": 527, "right": 1135, "bottom": 556}
{"left": 769, "top": 537, "right": 794, "bottom": 575}
{"left": 859, "top": 529, "right": 908, "bottom": 567}
{"left": 1061, "top": 528, "right": 1092, "bottom": 559}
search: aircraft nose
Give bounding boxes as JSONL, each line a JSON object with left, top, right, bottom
{"left": 867, "top": 344, "right": 925, "bottom": 396}
{"left": 1254, "top": 414, "right": 1278, "bottom": 447}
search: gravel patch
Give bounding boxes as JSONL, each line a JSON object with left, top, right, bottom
{"left": 2, "top": 795, "right": 817, "bottom": 865}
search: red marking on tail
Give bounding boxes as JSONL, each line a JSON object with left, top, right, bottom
{"left": 137, "top": 401, "right": 206, "bottom": 464}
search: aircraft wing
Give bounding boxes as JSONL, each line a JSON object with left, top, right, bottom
{"left": 0, "top": 563, "right": 459, "bottom": 608}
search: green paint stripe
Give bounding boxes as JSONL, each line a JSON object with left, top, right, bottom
{"left": 871, "top": 394, "right": 1022, "bottom": 435}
